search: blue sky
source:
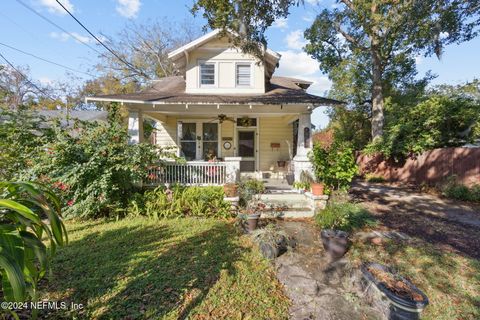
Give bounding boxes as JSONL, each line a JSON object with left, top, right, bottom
{"left": 1, "top": 0, "right": 479, "bottom": 128}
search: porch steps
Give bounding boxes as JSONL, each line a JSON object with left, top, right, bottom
{"left": 259, "top": 193, "right": 314, "bottom": 218}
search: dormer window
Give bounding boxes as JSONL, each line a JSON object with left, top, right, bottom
{"left": 200, "top": 62, "right": 215, "bottom": 86}
{"left": 236, "top": 63, "right": 251, "bottom": 86}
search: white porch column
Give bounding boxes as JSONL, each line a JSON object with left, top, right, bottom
{"left": 128, "top": 110, "right": 144, "bottom": 144}
{"left": 224, "top": 157, "right": 241, "bottom": 183}
{"left": 293, "top": 112, "right": 313, "bottom": 181}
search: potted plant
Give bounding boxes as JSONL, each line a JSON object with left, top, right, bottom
{"left": 320, "top": 229, "right": 349, "bottom": 260}
{"left": 223, "top": 183, "right": 238, "bottom": 197}
{"left": 240, "top": 197, "right": 266, "bottom": 232}
{"left": 285, "top": 172, "right": 294, "bottom": 185}
{"left": 361, "top": 262, "right": 429, "bottom": 320}
{"left": 311, "top": 181, "right": 325, "bottom": 196}
{"left": 315, "top": 202, "right": 355, "bottom": 260}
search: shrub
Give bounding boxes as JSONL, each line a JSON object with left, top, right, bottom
{"left": 442, "top": 177, "right": 480, "bottom": 202}
{"left": 365, "top": 173, "right": 386, "bottom": 183}
{"left": 309, "top": 141, "right": 358, "bottom": 193}
{"left": 0, "top": 108, "right": 54, "bottom": 180}
{"left": 136, "top": 185, "right": 232, "bottom": 219}
{"left": 25, "top": 105, "right": 168, "bottom": 219}
{"left": 238, "top": 178, "right": 265, "bottom": 206}
{"left": 0, "top": 182, "right": 67, "bottom": 318}
{"left": 315, "top": 202, "right": 376, "bottom": 232}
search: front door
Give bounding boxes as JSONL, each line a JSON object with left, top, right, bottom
{"left": 238, "top": 130, "right": 256, "bottom": 172}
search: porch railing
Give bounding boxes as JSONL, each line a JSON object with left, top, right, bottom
{"left": 145, "top": 161, "right": 227, "bottom": 186}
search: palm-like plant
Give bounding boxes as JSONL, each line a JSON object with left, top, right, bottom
{"left": 0, "top": 181, "right": 67, "bottom": 318}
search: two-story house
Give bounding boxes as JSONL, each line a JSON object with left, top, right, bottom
{"left": 86, "top": 29, "right": 341, "bottom": 186}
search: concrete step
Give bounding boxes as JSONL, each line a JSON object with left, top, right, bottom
{"left": 261, "top": 209, "right": 314, "bottom": 218}
{"left": 259, "top": 193, "right": 310, "bottom": 208}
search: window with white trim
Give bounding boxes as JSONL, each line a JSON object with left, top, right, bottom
{"left": 236, "top": 64, "right": 251, "bottom": 86}
{"left": 200, "top": 62, "right": 215, "bottom": 86}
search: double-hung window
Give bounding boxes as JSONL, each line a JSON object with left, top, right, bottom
{"left": 200, "top": 62, "right": 215, "bottom": 86}
{"left": 236, "top": 63, "right": 251, "bottom": 86}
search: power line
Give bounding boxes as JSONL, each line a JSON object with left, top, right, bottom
{"left": 0, "top": 42, "right": 95, "bottom": 77}
{"left": 0, "top": 52, "right": 56, "bottom": 101}
{"left": 54, "top": 0, "right": 151, "bottom": 79}
{"left": 15, "top": 0, "right": 103, "bottom": 56}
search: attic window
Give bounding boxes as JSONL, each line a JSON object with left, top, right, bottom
{"left": 200, "top": 62, "right": 215, "bottom": 86}
{"left": 236, "top": 64, "right": 251, "bottom": 86}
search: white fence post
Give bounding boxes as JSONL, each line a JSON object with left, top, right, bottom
{"left": 224, "top": 157, "right": 241, "bottom": 184}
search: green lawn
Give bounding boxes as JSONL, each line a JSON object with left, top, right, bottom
{"left": 350, "top": 239, "right": 480, "bottom": 320}
{"left": 41, "top": 218, "right": 289, "bottom": 319}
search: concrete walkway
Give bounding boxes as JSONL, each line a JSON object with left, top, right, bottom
{"left": 274, "top": 221, "right": 381, "bottom": 320}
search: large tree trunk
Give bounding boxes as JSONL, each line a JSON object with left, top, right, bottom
{"left": 371, "top": 43, "right": 384, "bottom": 141}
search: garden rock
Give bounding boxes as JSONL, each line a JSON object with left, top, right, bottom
{"left": 273, "top": 221, "right": 383, "bottom": 320}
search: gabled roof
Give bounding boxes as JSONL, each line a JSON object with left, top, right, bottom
{"left": 168, "top": 29, "right": 281, "bottom": 79}
{"left": 86, "top": 76, "right": 341, "bottom": 106}
{"left": 168, "top": 29, "right": 280, "bottom": 61}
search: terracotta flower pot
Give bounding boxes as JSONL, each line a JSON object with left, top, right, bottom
{"left": 246, "top": 213, "right": 260, "bottom": 232}
{"left": 311, "top": 182, "right": 325, "bottom": 196}
{"left": 223, "top": 183, "right": 238, "bottom": 197}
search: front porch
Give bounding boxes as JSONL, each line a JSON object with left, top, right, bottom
{"left": 127, "top": 103, "right": 316, "bottom": 185}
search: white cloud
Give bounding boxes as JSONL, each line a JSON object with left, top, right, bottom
{"left": 116, "top": 0, "right": 141, "bottom": 18}
{"left": 297, "top": 75, "right": 332, "bottom": 95}
{"left": 277, "top": 50, "right": 318, "bottom": 76}
{"left": 39, "top": 0, "right": 74, "bottom": 15}
{"left": 285, "top": 30, "right": 308, "bottom": 50}
{"left": 39, "top": 77, "right": 53, "bottom": 86}
{"left": 272, "top": 17, "right": 288, "bottom": 29}
{"left": 305, "top": 0, "right": 321, "bottom": 5}
{"left": 49, "top": 31, "right": 94, "bottom": 44}
{"left": 276, "top": 50, "right": 331, "bottom": 94}
{"left": 49, "top": 32, "right": 70, "bottom": 42}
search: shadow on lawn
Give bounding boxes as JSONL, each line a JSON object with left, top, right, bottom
{"left": 44, "top": 221, "right": 241, "bottom": 319}
{"left": 350, "top": 184, "right": 480, "bottom": 260}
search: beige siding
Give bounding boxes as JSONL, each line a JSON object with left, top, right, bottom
{"left": 258, "top": 117, "right": 293, "bottom": 171}
{"left": 185, "top": 37, "right": 265, "bottom": 94}
{"left": 220, "top": 120, "right": 234, "bottom": 158}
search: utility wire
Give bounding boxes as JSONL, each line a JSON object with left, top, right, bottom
{"left": 0, "top": 52, "right": 56, "bottom": 101}
{"left": 54, "top": 0, "right": 151, "bottom": 79}
{"left": 0, "top": 42, "right": 95, "bottom": 77}
{"left": 15, "top": 0, "right": 103, "bottom": 56}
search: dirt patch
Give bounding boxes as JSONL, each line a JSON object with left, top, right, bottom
{"left": 351, "top": 182, "right": 480, "bottom": 259}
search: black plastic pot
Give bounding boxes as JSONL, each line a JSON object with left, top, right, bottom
{"left": 320, "top": 229, "right": 350, "bottom": 260}
{"left": 361, "top": 262, "right": 429, "bottom": 320}
{"left": 285, "top": 173, "right": 294, "bottom": 185}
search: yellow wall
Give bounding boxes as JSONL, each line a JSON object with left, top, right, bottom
{"left": 220, "top": 120, "right": 235, "bottom": 158}
{"left": 258, "top": 117, "right": 293, "bottom": 171}
{"left": 146, "top": 115, "right": 294, "bottom": 169}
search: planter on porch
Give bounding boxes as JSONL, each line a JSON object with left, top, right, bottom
{"left": 311, "top": 182, "right": 325, "bottom": 196}
{"left": 223, "top": 183, "right": 238, "bottom": 197}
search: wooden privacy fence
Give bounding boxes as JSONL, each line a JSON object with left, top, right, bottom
{"left": 357, "top": 147, "right": 480, "bottom": 186}
{"left": 145, "top": 161, "right": 227, "bottom": 186}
